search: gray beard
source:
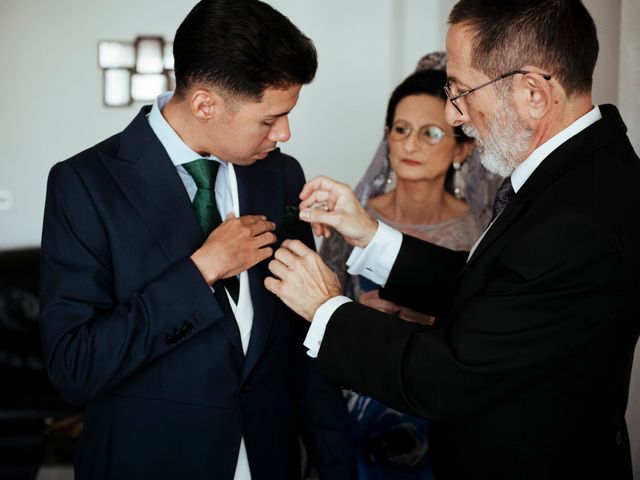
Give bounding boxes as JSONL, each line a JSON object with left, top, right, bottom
{"left": 462, "top": 98, "right": 534, "bottom": 178}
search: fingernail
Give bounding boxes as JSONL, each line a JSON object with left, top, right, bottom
{"left": 299, "top": 210, "right": 310, "bottom": 220}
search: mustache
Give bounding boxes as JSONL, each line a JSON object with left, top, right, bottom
{"left": 461, "top": 123, "right": 479, "bottom": 141}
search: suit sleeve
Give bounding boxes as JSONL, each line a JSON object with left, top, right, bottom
{"left": 280, "top": 157, "right": 357, "bottom": 479}
{"left": 39, "top": 162, "right": 225, "bottom": 406}
{"left": 318, "top": 212, "right": 624, "bottom": 422}
{"left": 379, "top": 233, "right": 469, "bottom": 316}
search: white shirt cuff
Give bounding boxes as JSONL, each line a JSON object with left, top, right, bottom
{"left": 303, "top": 296, "right": 352, "bottom": 358}
{"left": 346, "top": 221, "right": 402, "bottom": 287}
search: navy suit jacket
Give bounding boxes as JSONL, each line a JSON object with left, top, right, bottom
{"left": 40, "top": 107, "right": 356, "bottom": 480}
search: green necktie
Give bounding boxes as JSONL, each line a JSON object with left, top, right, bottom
{"left": 183, "top": 159, "right": 240, "bottom": 303}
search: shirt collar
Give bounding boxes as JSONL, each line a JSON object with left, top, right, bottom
{"left": 511, "top": 105, "right": 602, "bottom": 192}
{"left": 147, "top": 92, "right": 224, "bottom": 167}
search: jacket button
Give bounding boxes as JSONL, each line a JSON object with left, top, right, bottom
{"left": 183, "top": 322, "right": 194, "bottom": 334}
{"left": 165, "top": 333, "right": 176, "bottom": 346}
{"left": 240, "top": 383, "right": 250, "bottom": 394}
{"left": 616, "top": 431, "right": 622, "bottom": 445}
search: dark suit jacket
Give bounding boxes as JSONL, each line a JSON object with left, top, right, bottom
{"left": 318, "top": 105, "right": 640, "bottom": 480}
{"left": 39, "top": 107, "right": 356, "bottom": 480}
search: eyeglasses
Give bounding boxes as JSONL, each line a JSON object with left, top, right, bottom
{"left": 385, "top": 122, "right": 460, "bottom": 146}
{"left": 444, "top": 69, "right": 552, "bottom": 115}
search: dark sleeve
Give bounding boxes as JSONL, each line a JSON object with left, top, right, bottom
{"left": 39, "top": 162, "right": 226, "bottom": 406}
{"left": 281, "top": 157, "right": 357, "bottom": 479}
{"left": 318, "top": 212, "right": 624, "bottom": 421}
{"left": 379, "top": 233, "right": 469, "bottom": 315}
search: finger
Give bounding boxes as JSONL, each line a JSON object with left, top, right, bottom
{"left": 285, "top": 240, "right": 330, "bottom": 275}
{"left": 281, "top": 239, "right": 313, "bottom": 257}
{"left": 378, "top": 305, "right": 400, "bottom": 315}
{"left": 366, "top": 299, "right": 400, "bottom": 314}
{"left": 374, "top": 299, "right": 401, "bottom": 313}
{"left": 358, "top": 292, "right": 399, "bottom": 311}
{"left": 301, "top": 176, "right": 353, "bottom": 208}
{"left": 264, "top": 276, "right": 282, "bottom": 296}
{"left": 226, "top": 212, "right": 236, "bottom": 220}
{"left": 254, "top": 246, "right": 273, "bottom": 264}
{"left": 299, "top": 208, "right": 342, "bottom": 229}
{"left": 299, "top": 190, "right": 332, "bottom": 210}
{"left": 274, "top": 246, "right": 298, "bottom": 267}
{"left": 254, "top": 231, "right": 277, "bottom": 248}
{"left": 299, "top": 175, "right": 347, "bottom": 201}
{"left": 311, "top": 223, "right": 324, "bottom": 237}
{"left": 250, "top": 220, "right": 276, "bottom": 236}
{"left": 358, "top": 290, "right": 376, "bottom": 301}
{"left": 240, "top": 214, "right": 268, "bottom": 225}
{"left": 299, "top": 175, "right": 333, "bottom": 201}
{"left": 268, "top": 258, "right": 290, "bottom": 280}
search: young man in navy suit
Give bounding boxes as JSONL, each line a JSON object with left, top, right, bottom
{"left": 39, "top": 1, "right": 356, "bottom": 479}
{"left": 266, "top": 1, "right": 640, "bottom": 479}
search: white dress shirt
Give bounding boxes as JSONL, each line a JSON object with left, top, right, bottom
{"left": 304, "top": 105, "right": 603, "bottom": 358}
{"left": 148, "top": 92, "right": 253, "bottom": 480}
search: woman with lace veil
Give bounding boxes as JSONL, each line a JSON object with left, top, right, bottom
{"left": 319, "top": 52, "right": 501, "bottom": 480}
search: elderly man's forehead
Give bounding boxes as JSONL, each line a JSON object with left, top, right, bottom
{"left": 446, "top": 24, "right": 473, "bottom": 57}
{"left": 445, "top": 24, "right": 475, "bottom": 79}
{"left": 444, "top": 46, "right": 462, "bottom": 82}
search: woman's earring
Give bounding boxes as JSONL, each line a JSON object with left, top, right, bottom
{"left": 452, "top": 161, "right": 465, "bottom": 199}
{"left": 385, "top": 170, "right": 397, "bottom": 191}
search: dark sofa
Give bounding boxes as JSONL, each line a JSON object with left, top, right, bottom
{"left": 0, "top": 248, "right": 80, "bottom": 480}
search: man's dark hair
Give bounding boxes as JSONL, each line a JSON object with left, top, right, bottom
{"left": 173, "top": 0, "right": 317, "bottom": 101}
{"left": 385, "top": 69, "right": 470, "bottom": 143}
{"left": 449, "top": 0, "right": 599, "bottom": 97}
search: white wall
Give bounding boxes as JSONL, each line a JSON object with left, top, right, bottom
{"left": 584, "top": 0, "right": 621, "bottom": 105}
{"left": 620, "top": 2, "right": 640, "bottom": 478}
{"left": 0, "top": 0, "right": 195, "bottom": 248}
{"left": 619, "top": 0, "right": 640, "bottom": 150}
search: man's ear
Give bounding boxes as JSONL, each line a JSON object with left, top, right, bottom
{"left": 189, "top": 88, "right": 225, "bottom": 121}
{"left": 517, "top": 67, "right": 555, "bottom": 121}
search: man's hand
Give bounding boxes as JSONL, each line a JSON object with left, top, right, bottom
{"left": 264, "top": 239, "right": 342, "bottom": 321}
{"left": 298, "top": 176, "right": 378, "bottom": 248}
{"left": 191, "top": 214, "right": 276, "bottom": 285}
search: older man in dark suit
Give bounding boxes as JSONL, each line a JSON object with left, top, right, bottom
{"left": 39, "top": 1, "right": 356, "bottom": 479}
{"left": 265, "top": 1, "right": 640, "bottom": 479}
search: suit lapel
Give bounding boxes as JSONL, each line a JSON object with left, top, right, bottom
{"left": 466, "top": 203, "right": 524, "bottom": 264}
{"left": 467, "top": 104, "right": 628, "bottom": 266}
{"left": 100, "top": 107, "right": 244, "bottom": 355}
{"left": 100, "top": 107, "right": 203, "bottom": 263}
{"left": 235, "top": 160, "right": 283, "bottom": 381}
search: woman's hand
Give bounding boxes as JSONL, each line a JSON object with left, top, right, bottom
{"left": 358, "top": 290, "right": 400, "bottom": 315}
{"left": 398, "top": 306, "right": 435, "bottom": 325}
{"left": 360, "top": 290, "right": 435, "bottom": 325}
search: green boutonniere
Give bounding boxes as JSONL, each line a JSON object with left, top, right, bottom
{"left": 280, "top": 205, "right": 301, "bottom": 237}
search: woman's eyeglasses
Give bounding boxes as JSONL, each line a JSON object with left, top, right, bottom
{"left": 385, "top": 122, "right": 460, "bottom": 146}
